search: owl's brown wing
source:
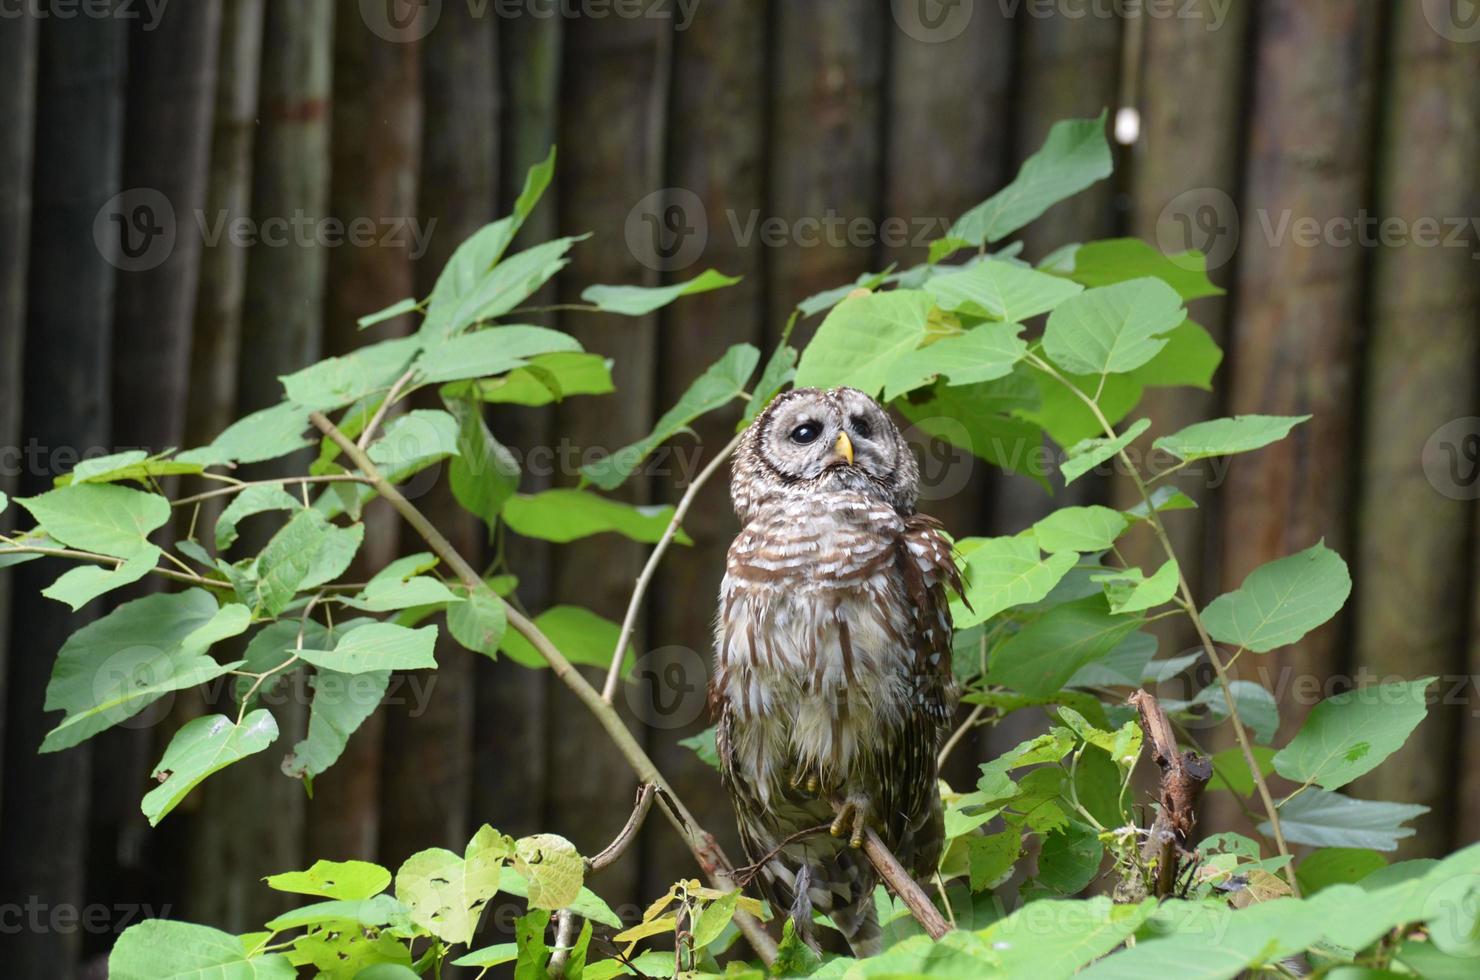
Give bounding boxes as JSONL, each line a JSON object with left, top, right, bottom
{"left": 885, "top": 512, "right": 964, "bottom": 881}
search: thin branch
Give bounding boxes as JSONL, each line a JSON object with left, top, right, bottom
{"left": 600, "top": 429, "right": 745, "bottom": 703}
{"left": 588, "top": 783, "right": 657, "bottom": 874}
{"left": 1026, "top": 352, "right": 1300, "bottom": 895}
{"left": 0, "top": 539, "right": 216, "bottom": 588}
{"left": 937, "top": 703, "right": 987, "bottom": 771}
{"left": 357, "top": 367, "right": 418, "bottom": 451}
{"left": 171, "top": 473, "right": 370, "bottom": 507}
{"left": 307, "top": 411, "right": 778, "bottom": 965}
{"left": 860, "top": 828, "right": 951, "bottom": 941}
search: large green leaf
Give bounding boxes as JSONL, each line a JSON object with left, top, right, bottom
{"left": 1201, "top": 542, "right": 1351, "bottom": 652}
{"left": 468, "top": 351, "right": 614, "bottom": 406}
{"left": 178, "top": 401, "right": 312, "bottom": 467}
{"left": 502, "top": 489, "right": 690, "bottom": 545}
{"left": 446, "top": 396, "right": 520, "bottom": 531}
{"left": 414, "top": 325, "right": 582, "bottom": 384}
{"left": 742, "top": 343, "right": 800, "bottom": 423}
{"left": 895, "top": 378, "right": 1050, "bottom": 489}
{"left": 948, "top": 112, "right": 1112, "bottom": 246}
{"left": 279, "top": 334, "right": 421, "bottom": 412}
{"left": 882, "top": 322, "right": 1028, "bottom": 399}
{"left": 1274, "top": 677, "right": 1434, "bottom": 791}
{"left": 1153, "top": 414, "right": 1311, "bottom": 462}
{"left": 283, "top": 668, "right": 392, "bottom": 779}
{"left": 981, "top": 897, "right": 1153, "bottom": 977}
{"left": 447, "top": 587, "right": 507, "bottom": 658}
{"left": 296, "top": 623, "right": 438, "bottom": 673}
{"left": 498, "top": 866, "right": 624, "bottom": 930}
{"left": 989, "top": 596, "right": 1143, "bottom": 697}
{"left": 1063, "top": 238, "right": 1224, "bottom": 300}
{"left": 1265, "top": 790, "right": 1428, "bottom": 851}
{"left": 498, "top": 605, "right": 633, "bottom": 672}
{"left": 419, "top": 234, "right": 585, "bottom": 341}
{"left": 1032, "top": 505, "right": 1128, "bottom": 554}
{"left": 1061, "top": 418, "right": 1151, "bottom": 484}
{"left": 1042, "top": 278, "right": 1187, "bottom": 378}
{"left": 41, "top": 547, "right": 160, "bottom": 610}
{"left": 1296, "top": 848, "right": 1388, "bottom": 894}
{"left": 215, "top": 485, "right": 302, "bottom": 550}
{"left": 925, "top": 258, "right": 1084, "bottom": 322}
{"left": 396, "top": 825, "right": 512, "bottom": 945}
{"left": 952, "top": 536, "right": 1078, "bottom": 628}
{"left": 142, "top": 710, "right": 279, "bottom": 825}
{"left": 243, "top": 509, "right": 364, "bottom": 616}
{"left": 59, "top": 450, "right": 204, "bottom": 487}
{"left": 1161, "top": 679, "right": 1280, "bottom": 744}
{"left": 42, "top": 592, "right": 250, "bottom": 752}
{"left": 793, "top": 290, "right": 931, "bottom": 397}
{"left": 266, "top": 858, "right": 392, "bottom": 901}
{"left": 340, "top": 555, "right": 459, "bottom": 612}
{"left": 108, "top": 920, "right": 295, "bottom": 980}
{"left": 18, "top": 483, "right": 169, "bottom": 559}
{"left": 1096, "top": 559, "right": 1180, "bottom": 615}
{"left": 581, "top": 343, "right": 758, "bottom": 490}
{"left": 513, "top": 833, "right": 584, "bottom": 910}
{"left": 581, "top": 269, "right": 740, "bottom": 315}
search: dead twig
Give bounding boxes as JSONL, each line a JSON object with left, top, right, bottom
{"left": 1128, "top": 689, "right": 1212, "bottom": 898}
{"left": 859, "top": 828, "right": 953, "bottom": 940}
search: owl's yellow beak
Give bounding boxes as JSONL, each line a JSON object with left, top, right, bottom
{"left": 833, "top": 431, "right": 854, "bottom": 465}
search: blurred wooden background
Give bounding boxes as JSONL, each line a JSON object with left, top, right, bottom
{"left": 1, "top": 1, "right": 1477, "bottom": 976}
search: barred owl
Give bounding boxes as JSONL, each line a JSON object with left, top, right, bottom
{"left": 713, "top": 386, "right": 961, "bottom": 955}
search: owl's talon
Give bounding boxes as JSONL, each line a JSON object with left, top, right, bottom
{"left": 830, "top": 795, "right": 875, "bottom": 849}
{"left": 805, "top": 774, "right": 821, "bottom": 795}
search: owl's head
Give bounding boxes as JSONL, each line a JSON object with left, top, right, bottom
{"left": 731, "top": 386, "right": 920, "bottom": 521}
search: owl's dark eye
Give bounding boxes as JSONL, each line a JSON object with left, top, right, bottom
{"left": 850, "top": 415, "right": 873, "bottom": 440}
{"left": 790, "top": 422, "right": 822, "bottom": 445}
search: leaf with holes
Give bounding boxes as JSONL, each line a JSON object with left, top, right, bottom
{"left": 265, "top": 859, "right": 392, "bottom": 901}
{"left": 142, "top": 710, "right": 279, "bottom": 826}
{"left": 395, "top": 825, "right": 513, "bottom": 945}
{"left": 514, "top": 834, "right": 584, "bottom": 910}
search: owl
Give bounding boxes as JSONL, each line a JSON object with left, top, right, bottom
{"left": 713, "top": 386, "right": 962, "bottom": 956}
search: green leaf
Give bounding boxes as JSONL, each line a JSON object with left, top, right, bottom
{"left": 108, "top": 920, "right": 296, "bottom": 980}
{"left": 1061, "top": 418, "right": 1151, "bottom": 485}
{"left": 282, "top": 668, "right": 391, "bottom": 779}
{"left": 1266, "top": 790, "right": 1428, "bottom": 851}
{"left": 396, "top": 826, "right": 512, "bottom": 945}
{"left": 1125, "top": 485, "right": 1197, "bottom": 520}
{"left": 1208, "top": 745, "right": 1276, "bottom": 796}
{"left": 142, "top": 710, "right": 279, "bottom": 825}
{"left": 1297, "top": 848, "right": 1388, "bottom": 894}
{"left": 1129, "top": 318, "right": 1222, "bottom": 389}
{"left": 279, "top": 334, "right": 421, "bottom": 412}
{"left": 18, "top": 483, "right": 170, "bottom": 559}
{"left": 245, "top": 509, "right": 364, "bottom": 615}
{"left": 1096, "top": 559, "right": 1180, "bottom": 615}
{"left": 981, "top": 896, "right": 1154, "bottom": 978}
{"left": 414, "top": 325, "right": 583, "bottom": 384}
{"left": 265, "top": 893, "right": 409, "bottom": 932}
{"left": 882, "top": 322, "right": 1028, "bottom": 400}
{"left": 1064, "top": 238, "right": 1224, "bottom": 300}
{"left": 692, "top": 891, "right": 740, "bottom": 949}
{"left": 235, "top": 619, "right": 330, "bottom": 704}
{"left": 341, "top": 554, "right": 456, "bottom": 612}
{"left": 1273, "top": 677, "right": 1435, "bottom": 791}
{"left": 968, "top": 828, "right": 1021, "bottom": 891}
{"left": 1154, "top": 414, "right": 1311, "bottom": 462}
{"left": 948, "top": 112, "right": 1112, "bottom": 245}
{"left": 793, "top": 290, "right": 932, "bottom": 397}
{"left": 1042, "top": 278, "right": 1187, "bottom": 378}
{"left": 1201, "top": 541, "right": 1352, "bottom": 652}
{"left": 367, "top": 408, "right": 462, "bottom": 470}
{"left": 498, "top": 866, "right": 623, "bottom": 929}
{"left": 445, "top": 397, "right": 519, "bottom": 531}
{"left": 502, "top": 488, "right": 689, "bottom": 546}
{"left": 680, "top": 727, "right": 720, "bottom": 770}
{"left": 296, "top": 623, "right": 438, "bottom": 673}
{"left": 178, "top": 401, "right": 312, "bottom": 467}
{"left": 581, "top": 268, "right": 741, "bottom": 315}
{"left": 266, "top": 859, "right": 392, "bottom": 901}
{"left": 581, "top": 343, "right": 759, "bottom": 490}
{"left": 499, "top": 605, "right": 631, "bottom": 672}
{"left": 42, "top": 592, "right": 250, "bottom": 752}
{"left": 896, "top": 378, "right": 1050, "bottom": 489}
{"left": 1032, "top": 505, "right": 1129, "bottom": 554}
{"left": 1034, "top": 823, "right": 1104, "bottom": 896}
{"left": 447, "top": 588, "right": 507, "bottom": 658}
{"left": 952, "top": 536, "right": 1079, "bottom": 629}
{"left": 41, "top": 547, "right": 159, "bottom": 610}
{"left": 1162, "top": 680, "right": 1280, "bottom": 744}
{"left": 989, "top": 596, "right": 1143, "bottom": 698}
{"left": 215, "top": 485, "right": 302, "bottom": 550}
{"left": 61, "top": 450, "right": 204, "bottom": 487}
{"left": 514, "top": 908, "right": 552, "bottom": 980}
{"left": 514, "top": 833, "right": 584, "bottom": 909}
{"left": 453, "top": 943, "right": 518, "bottom": 969}
{"left": 925, "top": 258, "right": 1084, "bottom": 322}
{"left": 469, "top": 351, "right": 614, "bottom": 405}
{"left": 742, "top": 344, "right": 800, "bottom": 423}
{"left": 420, "top": 234, "right": 586, "bottom": 341}
{"left": 356, "top": 296, "right": 419, "bottom": 330}
{"left": 0, "top": 489, "right": 7, "bottom": 514}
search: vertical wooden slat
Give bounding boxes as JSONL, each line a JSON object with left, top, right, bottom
{"left": 1219, "top": 0, "right": 1381, "bottom": 742}
{"left": 0, "top": 0, "right": 39, "bottom": 826}
{"left": 0, "top": 10, "right": 127, "bottom": 978}
{"left": 476, "top": 13, "right": 556, "bottom": 841}
{"left": 1120, "top": 0, "right": 1250, "bottom": 652}
{"left": 767, "top": 1, "right": 886, "bottom": 338}
{"left": 548, "top": 13, "right": 670, "bottom": 906}
{"left": 880, "top": 3, "right": 1016, "bottom": 786}
{"left": 88, "top": 0, "right": 222, "bottom": 950}
{"left": 189, "top": 0, "right": 336, "bottom": 930}
{"left": 642, "top": 0, "right": 768, "bottom": 894}
{"left": 312, "top": 10, "right": 424, "bottom": 868}
{"left": 1465, "top": 520, "right": 1480, "bottom": 844}
{"left": 1350, "top": 3, "right": 1480, "bottom": 856}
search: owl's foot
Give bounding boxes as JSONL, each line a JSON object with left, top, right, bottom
{"left": 830, "top": 794, "right": 876, "bottom": 849}
{"left": 788, "top": 764, "right": 833, "bottom": 797}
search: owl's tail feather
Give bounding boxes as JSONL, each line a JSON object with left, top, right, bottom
{"left": 829, "top": 896, "right": 882, "bottom": 959}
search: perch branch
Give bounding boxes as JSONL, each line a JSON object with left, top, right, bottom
{"left": 859, "top": 828, "right": 952, "bottom": 941}
{"left": 1128, "top": 689, "right": 1212, "bottom": 897}
{"left": 307, "top": 411, "right": 778, "bottom": 964}
{"left": 600, "top": 429, "right": 745, "bottom": 703}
